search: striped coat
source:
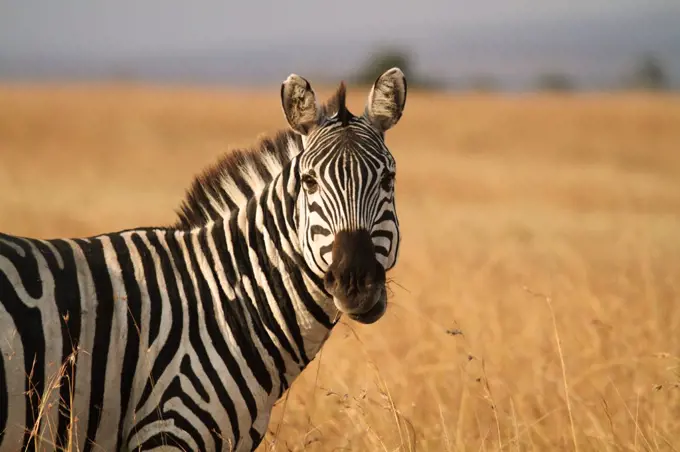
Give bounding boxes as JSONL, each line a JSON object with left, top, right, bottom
{"left": 0, "top": 67, "right": 407, "bottom": 451}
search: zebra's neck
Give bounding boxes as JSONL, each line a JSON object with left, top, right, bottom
{"left": 189, "top": 161, "right": 338, "bottom": 394}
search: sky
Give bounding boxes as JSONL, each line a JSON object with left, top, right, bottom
{"left": 1, "top": 0, "right": 679, "bottom": 88}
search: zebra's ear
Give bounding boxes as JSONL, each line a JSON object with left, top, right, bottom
{"left": 364, "top": 67, "right": 407, "bottom": 133}
{"left": 281, "top": 74, "right": 320, "bottom": 135}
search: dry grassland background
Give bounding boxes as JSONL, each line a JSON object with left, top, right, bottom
{"left": 0, "top": 84, "right": 679, "bottom": 451}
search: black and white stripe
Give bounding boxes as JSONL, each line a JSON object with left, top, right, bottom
{"left": 0, "top": 67, "right": 407, "bottom": 452}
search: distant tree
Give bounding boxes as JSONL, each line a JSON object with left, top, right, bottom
{"left": 535, "top": 72, "right": 575, "bottom": 92}
{"left": 466, "top": 74, "right": 501, "bottom": 93}
{"left": 355, "top": 48, "right": 413, "bottom": 86}
{"left": 630, "top": 54, "right": 669, "bottom": 91}
{"left": 353, "top": 48, "right": 447, "bottom": 90}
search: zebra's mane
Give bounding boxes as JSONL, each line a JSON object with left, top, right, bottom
{"left": 174, "top": 84, "right": 348, "bottom": 229}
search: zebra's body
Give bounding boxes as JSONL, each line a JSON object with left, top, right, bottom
{"left": 0, "top": 68, "right": 407, "bottom": 451}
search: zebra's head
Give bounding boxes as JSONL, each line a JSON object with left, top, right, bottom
{"left": 280, "top": 68, "right": 406, "bottom": 324}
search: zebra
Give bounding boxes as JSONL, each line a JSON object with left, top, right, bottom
{"left": 0, "top": 67, "right": 407, "bottom": 452}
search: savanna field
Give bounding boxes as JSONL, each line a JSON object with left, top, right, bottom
{"left": 0, "top": 84, "right": 679, "bottom": 451}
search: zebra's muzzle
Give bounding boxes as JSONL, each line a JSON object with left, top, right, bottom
{"left": 346, "top": 285, "right": 387, "bottom": 324}
{"left": 323, "top": 229, "right": 387, "bottom": 324}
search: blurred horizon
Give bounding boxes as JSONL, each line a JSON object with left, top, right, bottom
{"left": 2, "top": 1, "right": 680, "bottom": 91}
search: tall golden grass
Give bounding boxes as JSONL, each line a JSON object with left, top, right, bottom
{"left": 0, "top": 84, "right": 679, "bottom": 451}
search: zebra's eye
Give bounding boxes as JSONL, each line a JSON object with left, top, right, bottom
{"left": 301, "top": 173, "right": 319, "bottom": 194}
{"left": 381, "top": 172, "right": 395, "bottom": 191}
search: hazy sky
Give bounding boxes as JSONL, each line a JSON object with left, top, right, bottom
{"left": 2, "top": 0, "right": 679, "bottom": 59}
{"left": 2, "top": 0, "right": 679, "bottom": 89}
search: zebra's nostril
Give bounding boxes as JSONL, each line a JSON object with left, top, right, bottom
{"left": 363, "top": 271, "right": 374, "bottom": 287}
{"left": 323, "top": 271, "right": 336, "bottom": 292}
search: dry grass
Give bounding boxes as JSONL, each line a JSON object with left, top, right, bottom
{"left": 1, "top": 83, "right": 679, "bottom": 451}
